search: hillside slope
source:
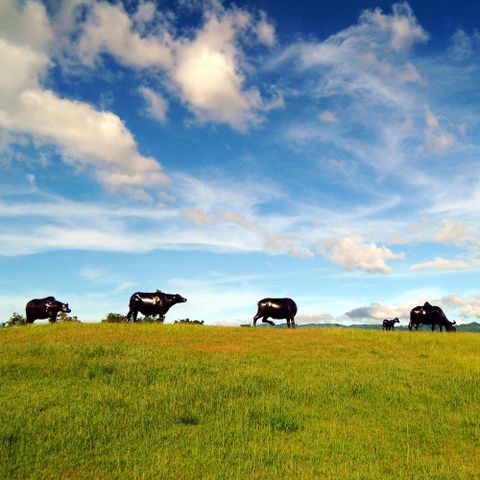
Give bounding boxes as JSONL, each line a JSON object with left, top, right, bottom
{"left": 1, "top": 324, "right": 479, "bottom": 479}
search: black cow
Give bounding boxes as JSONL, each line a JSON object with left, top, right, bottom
{"left": 253, "top": 298, "right": 297, "bottom": 328}
{"left": 25, "top": 296, "right": 71, "bottom": 324}
{"left": 127, "top": 290, "right": 187, "bottom": 323}
{"left": 383, "top": 317, "right": 399, "bottom": 331}
{"left": 409, "top": 302, "right": 456, "bottom": 332}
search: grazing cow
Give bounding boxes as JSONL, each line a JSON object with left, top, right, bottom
{"left": 25, "top": 296, "right": 71, "bottom": 324}
{"left": 253, "top": 298, "right": 297, "bottom": 328}
{"left": 409, "top": 302, "right": 456, "bottom": 332}
{"left": 127, "top": 290, "right": 187, "bottom": 323}
{"left": 383, "top": 317, "right": 400, "bottom": 331}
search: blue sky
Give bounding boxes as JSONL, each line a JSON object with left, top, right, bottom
{"left": 1, "top": 0, "right": 480, "bottom": 325}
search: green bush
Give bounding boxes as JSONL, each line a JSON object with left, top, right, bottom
{"left": 102, "top": 313, "right": 128, "bottom": 323}
{"left": 57, "top": 312, "right": 81, "bottom": 323}
{"left": 4, "top": 312, "right": 26, "bottom": 327}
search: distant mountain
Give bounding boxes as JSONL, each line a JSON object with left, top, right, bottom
{"left": 456, "top": 322, "right": 480, "bottom": 332}
{"left": 267, "top": 322, "right": 480, "bottom": 332}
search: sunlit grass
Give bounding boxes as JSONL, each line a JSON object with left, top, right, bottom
{"left": 1, "top": 323, "right": 479, "bottom": 479}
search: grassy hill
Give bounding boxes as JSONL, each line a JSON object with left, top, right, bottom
{"left": 1, "top": 323, "right": 479, "bottom": 479}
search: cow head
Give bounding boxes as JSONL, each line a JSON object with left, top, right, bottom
{"left": 394, "top": 318, "right": 399, "bottom": 323}
{"left": 174, "top": 294, "right": 187, "bottom": 304}
{"left": 62, "top": 303, "right": 71, "bottom": 314}
{"left": 446, "top": 320, "right": 456, "bottom": 332}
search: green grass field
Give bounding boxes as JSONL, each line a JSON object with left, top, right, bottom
{"left": 1, "top": 323, "right": 479, "bottom": 479}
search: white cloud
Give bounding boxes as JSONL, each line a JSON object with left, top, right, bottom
{"left": 436, "top": 219, "right": 472, "bottom": 245}
{"left": 423, "top": 105, "right": 455, "bottom": 153}
{"left": 345, "top": 302, "right": 410, "bottom": 321}
{"left": 222, "top": 211, "right": 257, "bottom": 230}
{"left": 264, "top": 235, "right": 314, "bottom": 258}
{"left": 441, "top": 294, "right": 480, "bottom": 318}
{"left": 319, "top": 110, "right": 339, "bottom": 123}
{"left": 448, "top": 29, "right": 480, "bottom": 60}
{"left": 366, "top": 2, "right": 428, "bottom": 52}
{"left": 183, "top": 208, "right": 214, "bottom": 226}
{"left": 173, "top": 13, "right": 263, "bottom": 131}
{"left": 73, "top": 3, "right": 268, "bottom": 131}
{"left": 134, "top": 1, "right": 156, "bottom": 27}
{"left": 0, "top": 0, "right": 53, "bottom": 51}
{"left": 398, "top": 62, "right": 424, "bottom": 84}
{"left": 0, "top": 0, "right": 169, "bottom": 201}
{"left": 139, "top": 86, "right": 168, "bottom": 123}
{"left": 296, "top": 313, "right": 335, "bottom": 324}
{"left": 256, "top": 16, "right": 276, "bottom": 47}
{"left": 77, "top": 1, "right": 173, "bottom": 68}
{"left": 271, "top": 1, "right": 434, "bottom": 185}
{"left": 319, "top": 236, "right": 405, "bottom": 274}
{"left": 409, "top": 257, "right": 470, "bottom": 271}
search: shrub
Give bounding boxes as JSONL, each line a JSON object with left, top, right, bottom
{"left": 102, "top": 313, "right": 128, "bottom": 323}
{"left": 4, "top": 312, "right": 26, "bottom": 327}
{"left": 57, "top": 312, "right": 81, "bottom": 323}
{"left": 174, "top": 318, "right": 204, "bottom": 325}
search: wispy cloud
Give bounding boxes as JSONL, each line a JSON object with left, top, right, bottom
{"left": 409, "top": 257, "right": 470, "bottom": 272}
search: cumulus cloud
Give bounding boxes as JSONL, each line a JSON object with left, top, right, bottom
{"left": 319, "top": 236, "right": 405, "bottom": 274}
{"left": 73, "top": 2, "right": 271, "bottom": 131}
{"left": 409, "top": 257, "right": 470, "bottom": 271}
{"left": 441, "top": 294, "right": 480, "bottom": 318}
{"left": 77, "top": 1, "right": 173, "bottom": 68}
{"left": 0, "top": 0, "right": 168, "bottom": 201}
{"left": 345, "top": 299, "right": 425, "bottom": 322}
{"left": 172, "top": 13, "right": 263, "bottom": 130}
{"left": 0, "top": 0, "right": 53, "bottom": 51}
{"left": 346, "top": 303, "right": 403, "bottom": 321}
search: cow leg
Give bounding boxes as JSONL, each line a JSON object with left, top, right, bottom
{"left": 253, "top": 313, "right": 261, "bottom": 327}
{"left": 158, "top": 314, "right": 165, "bottom": 323}
{"left": 262, "top": 317, "right": 275, "bottom": 326}
{"left": 290, "top": 317, "right": 296, "bottom": 329}
{"left": 127, "top": 309, "right": 137, "bottom": 322}
{"left": 431, "top": 324, "right": 435, "bottom": 332}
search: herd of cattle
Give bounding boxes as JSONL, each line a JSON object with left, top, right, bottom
{"left": 23, "top": 292, "right": 457, "bottom": 331}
